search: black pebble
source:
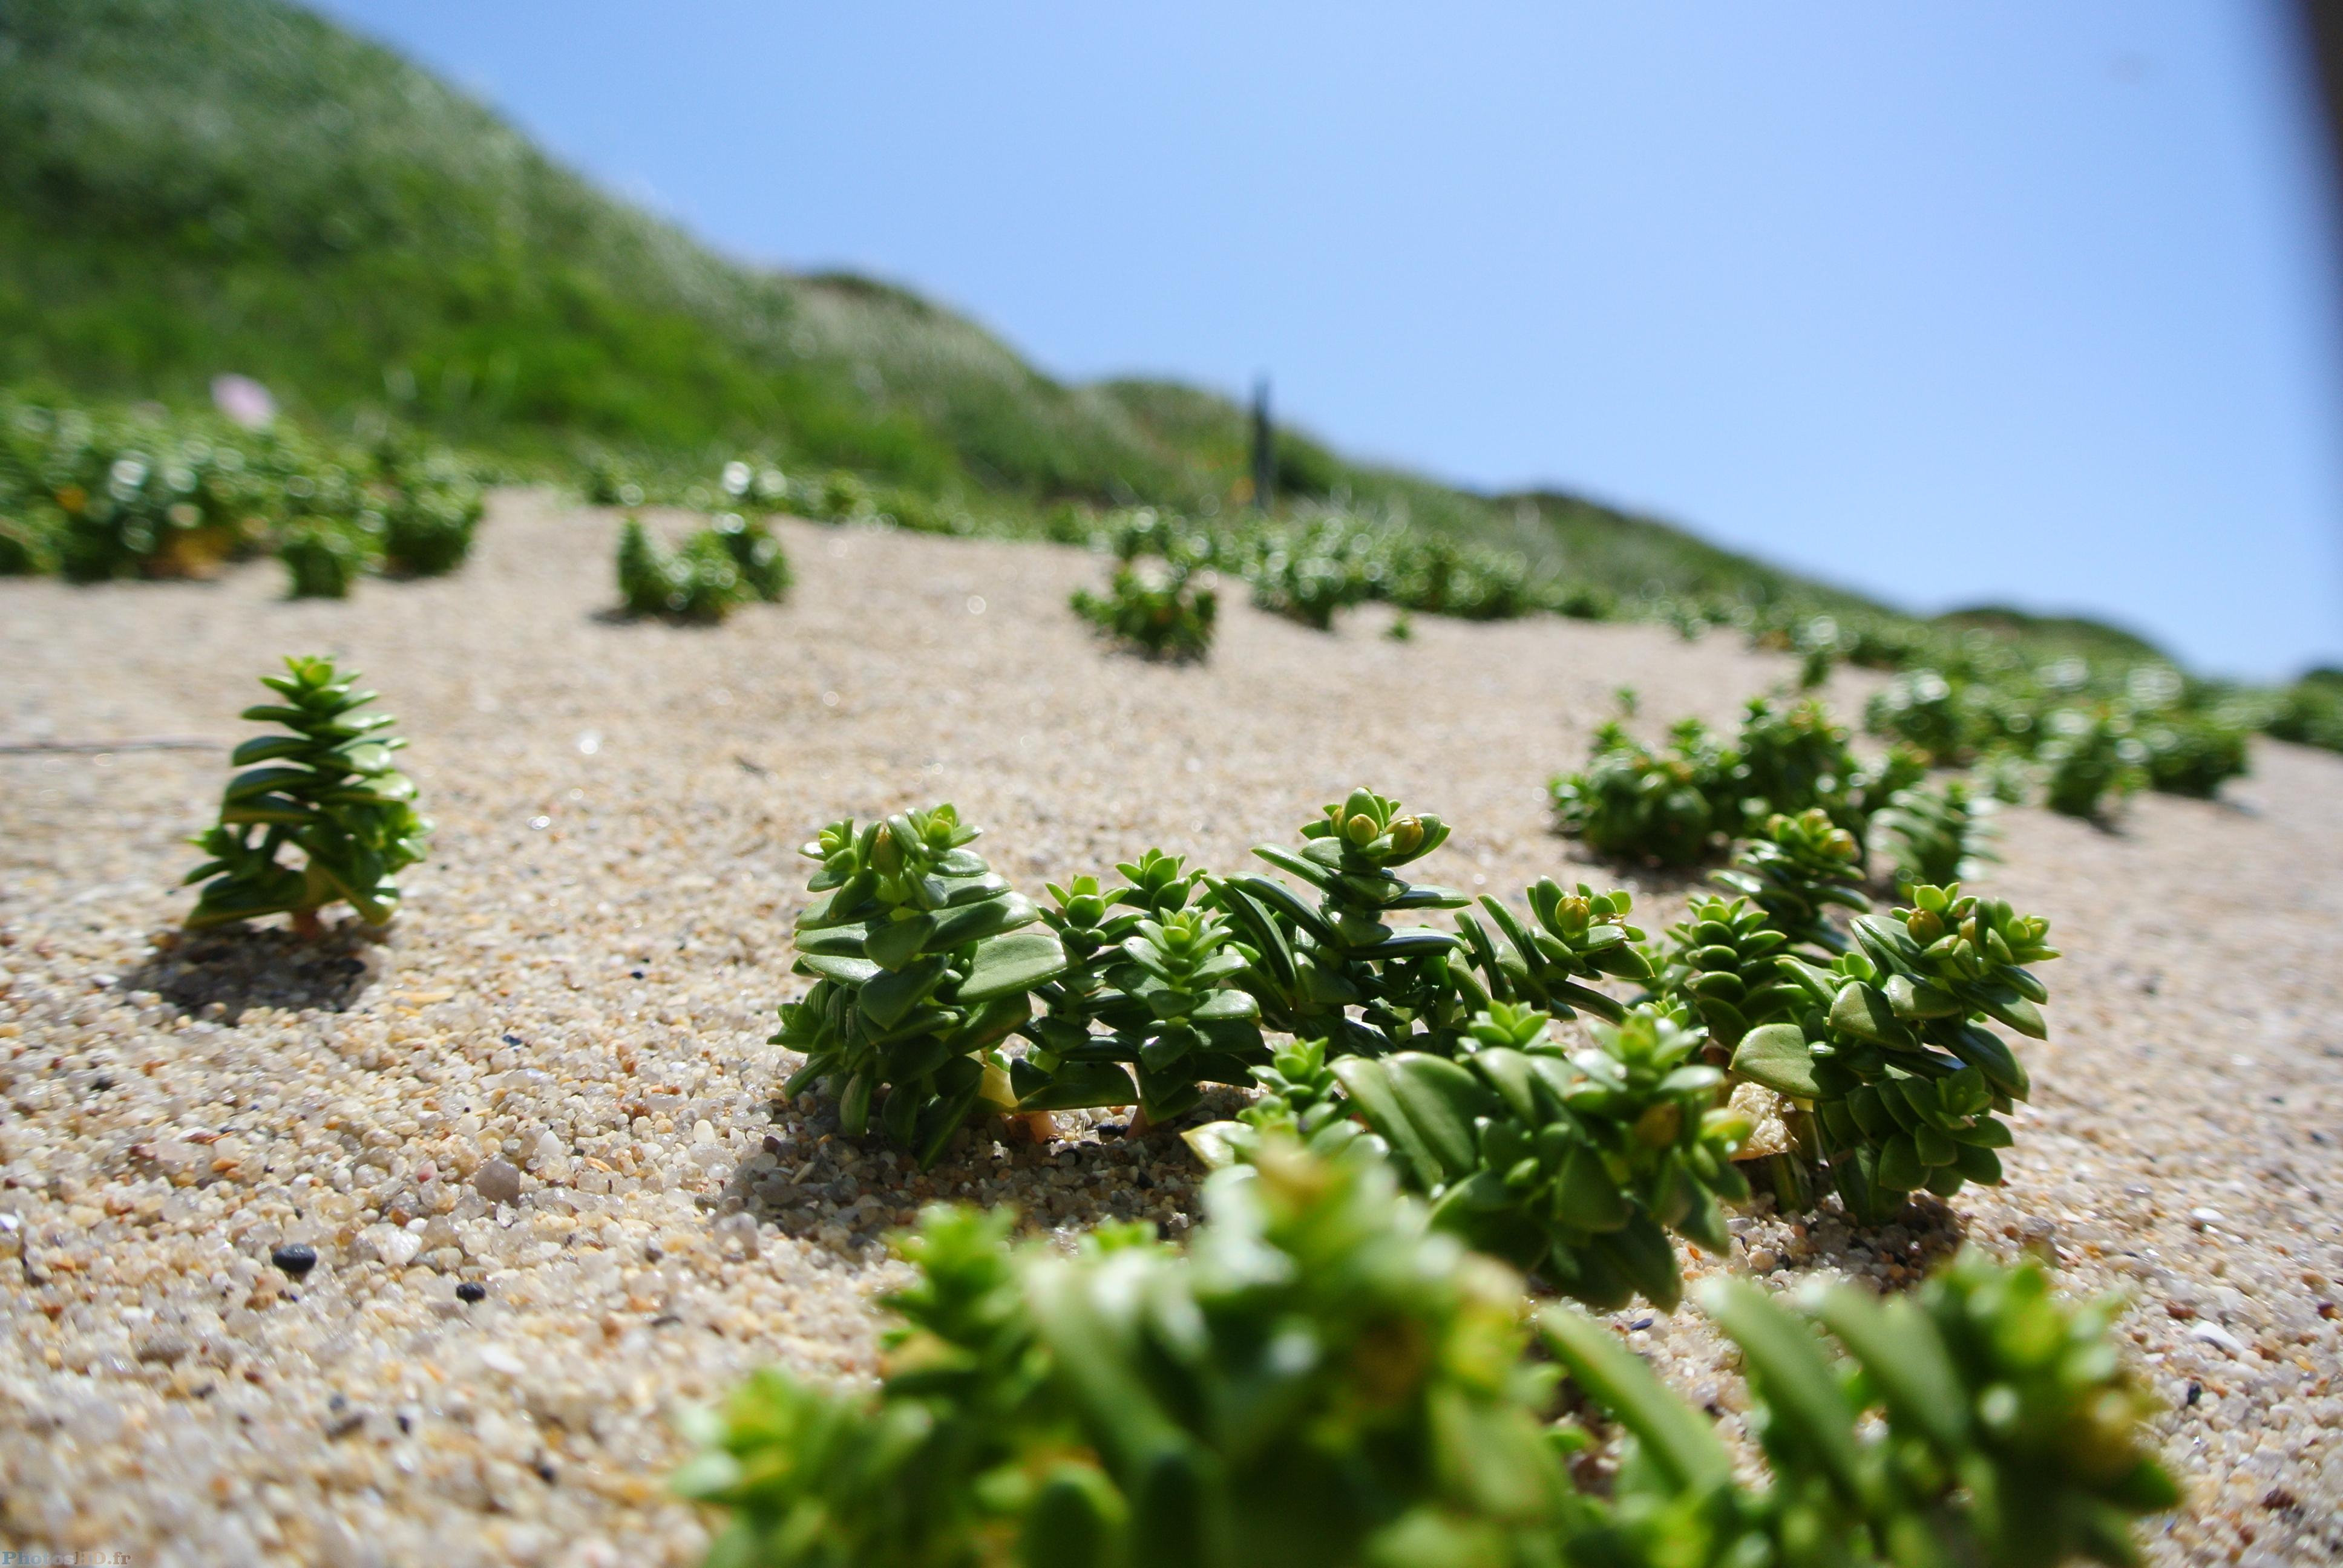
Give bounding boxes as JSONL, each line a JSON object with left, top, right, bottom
{"left": 2185, "top": 1380, "right": 2203, "bottom": 1406}
{"left": 271, "top": 1243, "right": 318, "bottom": 1278}
{"left": 456, "top": 1281, "right": 486, "bottom": 1303}
{"left": 631, "top": 969, "right": 645, "bottom": 979}
{"left": 503, "top": 1033, "right": 523, "bottom": 1047}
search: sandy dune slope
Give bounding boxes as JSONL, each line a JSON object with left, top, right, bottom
{"left": 1, "top": 491, "right": 2337, "bottom": 1566}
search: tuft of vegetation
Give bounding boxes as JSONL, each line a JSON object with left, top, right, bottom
{"left": 2266, "top": 668, "right": 2343, "bottom": 753}
{"left": 184, "top": 655, "right": 428, "bottom": 935}
{"left": 1210, "top": 789, "right": 1473, "bottom": 1055}
{"left": 1328, "top": 1004, "right": 1751, "bottom": 1310}
{"left": 1730, "top": 883, "right": 2054, "bottom": 1224}
{"left": 775, "top": 808, "right": 1067, "bottom": 1166}
{"left": 614, "top": 514, "right": 786, "bottom": 623}
{"left": 1870, "top": 777, "right": 1997, "bottom": 892}
{"left": 1552, "top": 697, "right": 1918, "bottom": 867}
{"left": 0, "top": 392, "right": 484, "bottom": 591}
{"left": 1550, "top": 716, "right": 1735, "bottom": 867}
{"left": 1070, "top": 558, "right": 1217, "bottom": 661}
{"left": 678, "top": 1143, "right": 2175, "bottom": 1568}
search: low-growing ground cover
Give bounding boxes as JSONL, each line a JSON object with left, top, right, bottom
{"left": 0, "top": 492, "right": 2338, "bottom": 1565}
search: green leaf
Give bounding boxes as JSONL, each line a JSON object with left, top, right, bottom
{"left": 1807, "top": 1289, "right": 1969, "bottom": 1452}
{"left": 1552, "top": 1145, "right": 1629, "bottom": 1233}
{"left": 1829, "top": 983, "right": 1916, "bottom": 1049}
{"left": 1699, "top": 1278, "right": 1869, "bottom": 1503}
{"left": 1383, "top": 1054, "right": 1498, "bottom": 1179}
{"left": 1540, "top": 1307, "right": 1734, "bottom": 1494}
{"left": 1731, "top": 1024, "right": 1819, "bottom": 1099}
{"left": 958, "top": 929, "right": 1070, "bottom": 1003}
{"left": 859, "top": 955, "right": 951, "bottom": 1030}
{"left": 929, "top": 890, "right": 1040, "bottom": 952}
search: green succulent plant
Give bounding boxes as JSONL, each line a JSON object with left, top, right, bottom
{"left": 2135, "top": 714, "right": 2247, "bottom": 799}
{"left": 1710, "top": 808, "right": 1870, "bottom": 955}
{"left": 1211, "top": 788, "right": 1472, "bottom": 1054}
{"left": 278, "top": 521, "right": 367, "bottom": 598}
{"left": 183, "top": 656, "right": 428, "bottom": 935}
{"left": 1325, "top": 1004, "right": 1751, "bottom": 1310}
{"left": 1729, "top": 696, "right": 1862, "bottom": 832}
{"left": 682, "top": 1142, "right": 2173, "bottom": 1568}
{"left": 1452, "top": 878, "right": 1650, "bottom": 1024}
{"left": 616, "top": 515, "right": 756, "bottom": 622}
{"left": 1014, "top": 901, "right": 1266, "bottom": 1125}
{"left": 1550, "top": 716, "right": 1734, "bottom": 867}
{"left": 1869, "top": 777, "right": 1998, "bottom": 892}
{"left": 2038, "top": 708, "right": 2146, "bottom": 819}
{"left": 709, "top": 511, "right": 791, "bottom": 601}
{"left": 1070, "top": 558, "right": 1217, "bottom": 661}
{"left": 1543, "top": 1250, "right": 2177, "bottom": 1568}
{"left": 1646, "top": 893, "right": 1797, "bottom": 1053}
{"left": 1731, "top": 883, "right": 2054, "bottom": 1224}
{"left": 1181, "top": 1036, "right": 1371, "bottom": 1169}
{"left": 775, "top": 806, "right": 1069, "bottom": 1165}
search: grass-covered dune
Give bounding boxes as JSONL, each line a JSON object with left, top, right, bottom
{"left": 1, "top": 0, "right": 1899, "bottom": 611}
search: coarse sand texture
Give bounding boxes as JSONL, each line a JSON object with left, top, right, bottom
{"left": 1, "top": 491, "right": 2338, "bottom": 1566}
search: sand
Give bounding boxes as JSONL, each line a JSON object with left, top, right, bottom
{"left": 1, "top": 490, "right": 2336, "bottom": 1567}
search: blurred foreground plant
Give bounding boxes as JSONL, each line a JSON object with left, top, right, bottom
{"left": 678, "top": 1143, "right": 2174, "bottom": 1568}
{"left": 184, "top": 656, "right": 428, "bottom": 935}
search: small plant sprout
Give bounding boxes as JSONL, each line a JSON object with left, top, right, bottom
{"left": 1647, "top": 893, "right": 1797, "bottom": 1054}
{"left": 184, "top": 656, "right": 428, "bottom": 936}
{"left": 775, "top": 806, "right": 1068, "bottom": 1166}
{"left": 1452, "top": 878, "right": 1650, "bottom": 1024}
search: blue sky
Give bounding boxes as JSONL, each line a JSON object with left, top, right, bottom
{"left": 314, "top": 1, "right": 2343, "bottom": 679}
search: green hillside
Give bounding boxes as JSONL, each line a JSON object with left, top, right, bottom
{"left": 0, "top": 0, "right": 1887, "bottom": 610}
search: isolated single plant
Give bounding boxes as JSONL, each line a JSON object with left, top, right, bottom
{"left": 278, "top": 522, "right": 365, "bottom": 598}
{"left": 775, "top": 806, "right": 1068, "bottom": 1165}
{"left": 1710, "top": 807, "right": 1870, "bottom": 955}
{"left": 1325, "top": 1004, "right": 1749, "bottom": 1310}
{"left": 1070, "top": 558, "right": 1217, "bottom": 661}
{"left": 680, "top": 1143, "right": 2174, "bottom": 1568}
{"left": 1211, "top": 788, "right": 1470, "bottom": 1054}
{"left": 2135, "top": 714, "right": 2247, "bottom": 799}
{"left": 1731, "top": 882, "right": 2053, "bottom": 1224}
{"left": 184, "top": 656, "right": 428, "bottom": 935}
{"left": 1869, "top": 776, "right": 1997, "bottom": 891}
{"left": 378, "top": 452, "right": 485, "bottom": 576}
{"left": 2038, "top": 707, "right": 2146, "bottom": 819}
{"left": 616, "top": 516, "right": 752, "bottom": 622}
{"left": 1728, "top": 696, "right": 1862, "bottom": 833}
